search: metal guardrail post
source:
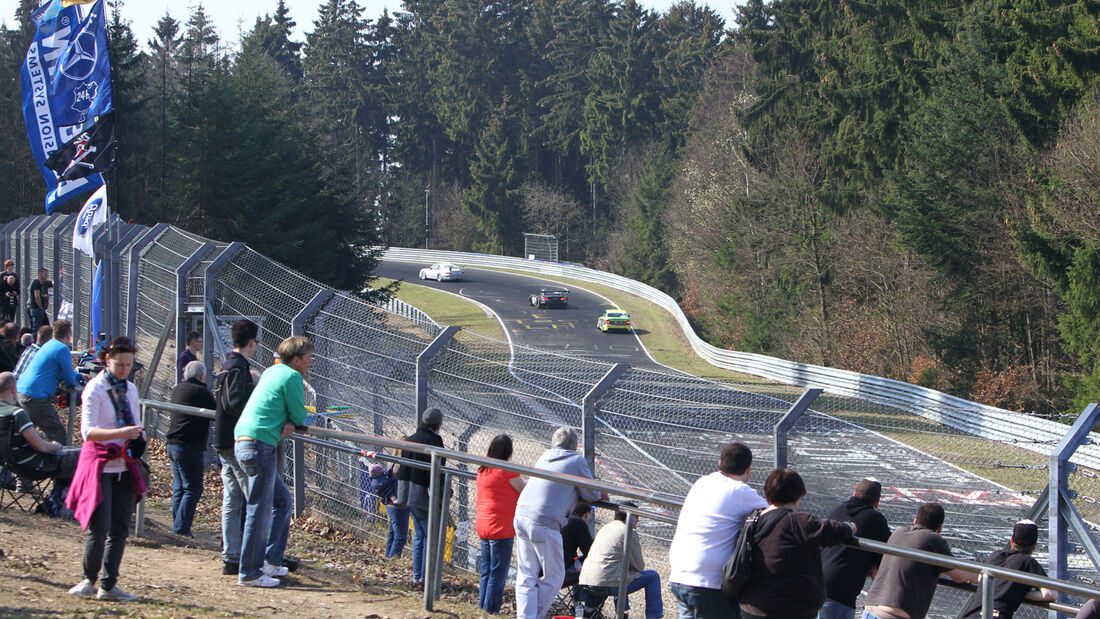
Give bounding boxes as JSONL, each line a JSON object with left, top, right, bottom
{"left": 135, "top": 402, "right": 148, "bottom": 538}
{"left": 175, "top": 243, "right": 215, "bottom": 368}
{"left": 291, "top": 288, "right": 335, "bottom": 338}
{"left": 66, "top": 387, "right": 77, "bottom": 445}
{"left": 424, "top": 451, "right": 442, "bottom": 610}
{"left": 614, "top": 512, "right": 636, "bottom": 619}
{"left": 1050, "top": 402, "right": 1100, "bottom": 604}
{"left": 202, "top": 241, "right": 245, "bottom": 379}
{"left": 416, "top": 326, "right": 460, "bottom": 418}
{"left": 981, "top": 569, "right": 994, "bottom": 619}
{"left": 126, "top": 224, "right": 168, "bottom": 340}
{"left": 292, "top": 437, "right": 306, "bottom": 519}
{"left": 432, "top": 471, "right": 451, "bottom": 598}
{"left": 582, "top": 363, "right": 628, "bottom": 474}
{"left": 774, "top": 388, "right": 824, "bottom": 469}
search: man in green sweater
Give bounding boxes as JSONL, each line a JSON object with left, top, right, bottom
{"left": 233, "top": 336, "right": 313, "bottom": 588}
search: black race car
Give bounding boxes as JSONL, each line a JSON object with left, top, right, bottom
{"left": 529, "top": 288, "right": 569, "bottom": 309}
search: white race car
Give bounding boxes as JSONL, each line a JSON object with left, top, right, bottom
{"left": 418, "top": 263, "right": 464, "bottom": 281}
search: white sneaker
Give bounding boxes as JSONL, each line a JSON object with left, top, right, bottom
{"left": 262, "top": 562, "right": 289, "bottom": 577}
{"left": 239, "top": 574, "right": 281, "bottom": 588}
{"left": 97, "top": 585, "right": 138, "bottom": 601}
{"left": 68, "top": 579, "right": 96, "bottom": 598}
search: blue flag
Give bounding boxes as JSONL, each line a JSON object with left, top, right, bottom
{"left": 21, "top": 0, "right": 112, "bottom": 213}
{"left": 91, "top": 259, "right": 103, "bottom": 342}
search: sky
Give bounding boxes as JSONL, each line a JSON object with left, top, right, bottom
{"left": 0, "top": 1, "right": 741, "bottom": 50}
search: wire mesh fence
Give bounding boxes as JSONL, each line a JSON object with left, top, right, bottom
{"left": 3, "top": 213, "right": 1098, "bottom": 616}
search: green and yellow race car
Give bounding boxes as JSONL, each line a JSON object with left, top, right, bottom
{"left": 596, "top": 309, "right": 632, "bottom": 333}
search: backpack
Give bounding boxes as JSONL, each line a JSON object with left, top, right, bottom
{"left": 721, "top": 507, "right": 790, "bottom": 599}
{"left": 213, "top": 367, "right": 241, "bottom": 416}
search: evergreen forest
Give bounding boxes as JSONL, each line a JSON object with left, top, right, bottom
{"left": 1, "top": 0, "right": 1099, "bottom": 415}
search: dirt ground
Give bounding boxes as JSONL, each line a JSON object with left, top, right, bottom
{"left": 0, "top": 441, "right": 505, "bottom": 618}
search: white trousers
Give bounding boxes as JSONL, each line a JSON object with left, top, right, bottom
{"left": 513, "top": 515, "right": 565, "bottom": 619}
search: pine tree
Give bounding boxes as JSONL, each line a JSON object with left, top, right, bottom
{"left": 464, "top": 100, "right": 524, "bottom": 254}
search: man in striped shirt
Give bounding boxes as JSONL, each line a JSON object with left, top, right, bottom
{"left": 14, "top": 325, "right": 52, "bottom": 378}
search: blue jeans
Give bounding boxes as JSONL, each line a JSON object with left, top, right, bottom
{"left": 592, "top": 570, "right": 664, "bottom": 619}
{"left": 479, "top": 537, "right": 514, "bottom": 613}
{"left": 385, "top": 505, "right": 409, "bottom": 558}
{"left": 235, "top": 440, "right": 291, "bottom": 581}
{"left": 819, "top": 599, "right": 855, "bottom": 619}
{"left": 410, "top": 508, "right": 428, "bottom": 583}
{"left": 167, "top": 444, "right": 205, "bottom": 536}
{"left": 671, "top": 582, "right": 740, "bottom": 619}
{"left": 218, "top": 447, "right": 249, "bottom": 563}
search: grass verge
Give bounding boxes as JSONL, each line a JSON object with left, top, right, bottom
{"left": 378, "top": 276, "right": 504, "bottom": 339}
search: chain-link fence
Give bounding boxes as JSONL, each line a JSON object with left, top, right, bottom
{"left": 3, "top": 213, "right": 1098, "bottom": 616}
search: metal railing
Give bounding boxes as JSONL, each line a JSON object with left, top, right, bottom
{"left": 139, "top": 399, "right": 1100, "bottom": 618}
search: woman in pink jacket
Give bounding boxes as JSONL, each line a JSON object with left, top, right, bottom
{"left": 66, "top": 338, "right": 145, "bottom": 603}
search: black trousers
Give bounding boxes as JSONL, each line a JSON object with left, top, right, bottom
{"left": 83, "top": 472, "right": 136, "bottom": 591}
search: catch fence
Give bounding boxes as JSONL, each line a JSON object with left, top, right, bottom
{"left": 3, "top": 214, "right": 1099, "bottom": 616}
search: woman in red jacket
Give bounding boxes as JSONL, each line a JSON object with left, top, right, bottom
{"left": 476, "top": 434, "right": 526, "bottom": 613}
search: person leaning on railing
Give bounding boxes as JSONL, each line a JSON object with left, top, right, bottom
{"left": 66, "top": 337, "right": 147, "bottom": 603}
{"left": 819, "top": 479, "right": 892, "bottom": 619}
{"left": 862, "top": 502, "right": 979, "bottom": 619}
{"left": 957, "top": 520, "right": 1056, "bottom": 619}
{"left": 166, "top": 361, "right": 216, "bottom": 538}
{"left": 396, "top": 406, "right": 449, "bottom": 587}
{"left": 738, "top": 469, "right": 855, "bottom": 619}
{"left": 668, "top": 442, "right": 767, "bottom": 619}
{"left": 513, "top": 426, "right": 606, "bottom": 619}
{"left": 233, "top": 335, "right": 313, "bottom": 588}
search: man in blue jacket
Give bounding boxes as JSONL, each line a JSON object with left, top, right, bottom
{"left": 15, "top": 320, "right": 78, "bottom": 444}
{"left": 513, "top": 426, "right": 606, "bottom": 619}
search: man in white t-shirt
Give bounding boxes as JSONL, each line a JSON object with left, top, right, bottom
{"left": 668, "top": 442, "right": 767, "bottom": 618}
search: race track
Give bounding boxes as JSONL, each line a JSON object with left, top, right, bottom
{"left": 375, "top": 261, "right": 654, "bottom": 366}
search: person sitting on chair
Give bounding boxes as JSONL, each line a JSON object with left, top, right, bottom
{"left": 579, "top": 502, "right": 664, "bottom": 619}
{"left": 0, "top": 370, "right": 77, "bottom": 508}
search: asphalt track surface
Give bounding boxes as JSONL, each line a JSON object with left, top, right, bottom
{"left": 376, "top": 259, "right": 1052, "bottom": 617}
{"left": 375, "top": 261, "right": 654, "bottom": 366}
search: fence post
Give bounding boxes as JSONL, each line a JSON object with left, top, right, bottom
{"left": 424, "top": 451, "right": 441, "bottom": 611}
{"left": 614, "top": 512, "right": 636, "bottom": 619}
{"left": 71, "top": 240, "right": 81, "bottom": 344}
{"left": 135, "top": 402, "right": 148, "bottom": 538}
{"left": 52, "top": 214, "right": 76, "bottom": 323}
{"left": 105, "top": 222, "right": 141, "bottom": 338}
{"left": 416, "top": 326, "right": 460, "bottom": 418}
{"left": 202, "top": 241, "right": 245, "bottom": 380}
{"left": 126, "top": 224, "right": 168, "bottom": 340}
{"left": 175, "top": 243, "right": 215, "bottom": 369}
{"left": 582, "top": 363, "right": 628, "bottom": 474}
{"left": 774, "top": 388, "right": 824, "bottom": 469}
{"left": 1050, "top": 402, "right": 1100, "bottom": 613}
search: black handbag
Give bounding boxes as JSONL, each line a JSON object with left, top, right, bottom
{"left": 721, "top": 507, "right": 790, "bottom": 599}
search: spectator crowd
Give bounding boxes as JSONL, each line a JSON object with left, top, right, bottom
{"left": 0, "top": 310, "right": 1093, "bottom": 618}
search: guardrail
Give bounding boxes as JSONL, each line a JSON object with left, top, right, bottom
{"left": 139, "top": 399, "right": 1099, "bottom": 617}
{"left": 382, "top": 247, "right": 1100, "bottom": 471}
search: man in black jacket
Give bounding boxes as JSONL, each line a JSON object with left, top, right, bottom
{"left": 819, "top": 478, "right": 892, "bottom": 619}
{"left": 215, "top": 319, "right": 258, "bottom": 574}
{"left": 396, "top": 407, "right": 446, "bottom": 587}
{"left": 0, "top": 322, "right": 21, "bottom": 372}
{"left": 167, "top": 361, "right": 217, "bottom": 537}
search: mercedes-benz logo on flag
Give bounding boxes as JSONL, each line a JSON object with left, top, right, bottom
{"left": 79, "top": 198, "right": 102, "bottom": 234}
{"left": 60, "top": 30, "right": 98, "bottom": 80}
